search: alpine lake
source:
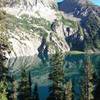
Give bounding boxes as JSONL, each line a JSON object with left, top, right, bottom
{"left": 6, "top": 53, "right": 100, "bottom": 100}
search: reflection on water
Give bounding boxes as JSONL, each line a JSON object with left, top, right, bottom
{"left": 7, "top": 54, "right": 100, "bottom": 100}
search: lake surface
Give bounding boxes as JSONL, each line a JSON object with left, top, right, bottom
{"left": 56, "top": 0, "right": 64, "bottom": 3}
{"left": 7, "top": 54, "right": 100, "bottom": 100}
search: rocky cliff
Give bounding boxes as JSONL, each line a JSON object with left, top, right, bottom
{"left": 0, "top": 0, "right": 70, "bottom": 59}
{"left": 58, "top": 0, "right": 100, "bottom": 52}
{"left": 0, "top": 0, "right": 100, "bottom": 59}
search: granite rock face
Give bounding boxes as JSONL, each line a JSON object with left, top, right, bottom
{"left": 0, "top": 0, "right": 70, "bottom": 58}
{"left": 0, "top": 0, "right": 100, "bottom": 59}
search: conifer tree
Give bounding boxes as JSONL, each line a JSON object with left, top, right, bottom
{"left": 0, "top": 43, "right": 9, "bottom": 100}
{"left": 7, "top": 76, "right": 17, "bottom": 100}
{"left": 0, "top": 10, "right": 12, "bottom": 100}
{"left": 12, "top": 79, "right": 17, "bottom": 100}
{"left": 18, "top": 69, "right": 30, "bottom": 100}
{"left": 81, "top": 56, "right": 94, "bottom": 100}
{"left": 47, "top": 52, "right": 64, "bottom": 100}
{"left": 0, "top": 80, "right": 8, "bottom": 100}
{"left": 33, "top": 83, "right": 39, "bottom": 100}
{"left": 28, "top": 71, "right": 32, "bottom": 98}
{"left": 64, "top": 80, "right": 73, "bottom": 100}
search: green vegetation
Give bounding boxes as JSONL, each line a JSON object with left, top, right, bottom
{"left": 86, "top": 13, "right": 100, "bottom": 38}
{"left": 20, "top": 15, "right": 51, "bottom": 36}
{"left": 58, "top": 14, "right": 78, "bottom": 29}
{"left": 85, "top": 13, "right": 100, "bottom": 50}
{"left": 0, "top": 81, "right": 8, "bottom": 100}
{"left": 94, "top": 33, "right": 100, "bottom": 49}
{"left": 0, "top": 10, "right": 8, "bottom": 32}
{"left": 62, "top": 18, "right": 77, "bottom": 29}
{"left": 0, "top": 10, "right": 11, "bottom": 49}
{"left": 0, "top": 29, "right": 10, "bottom": 100}
{"left": 33, "top": 83, "right": 39, "bottom": 100}
{"left": 0, "top": 32, "right": 11, "bottom": 50}
{"left": 30, "top": 27, "right": 48, "bottom": 37}
{"left": 18, "top": 68, "right": 31, "bottom": 100}
{"left": 77, "top": 24, "right": 84, "bottom": 36}
{"left": 0, "top": 5, "right": 99, "bottom": 100}
{"left": 47, "top": 52, "right": 64, "bottom": 100}
{"left": 17, "top": 69, "right": 40, "bottom": 100}
{"left": 65, "top": 80, "right": 73, "bottom": 100}
{"left": 56, "top": 12, "right": 78, "bottom": 29}
{"left": 80, "top": 56, "right": 94, "bottom": 100}
{"left": 5, "top": 14, "right": 51, "bottom": 37}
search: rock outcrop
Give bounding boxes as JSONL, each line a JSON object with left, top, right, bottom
{"left": 0, "top": 0, "right": 70, "bottom": 59}
{"left": 0, "top": 0, "right": 100, "bottom": 60}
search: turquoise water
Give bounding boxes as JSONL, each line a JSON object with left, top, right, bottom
{"left": 90, "top": 0, "right": 100, "bottom": 6}
{"left": 56, "top": 0, "right": 64, "bottom": 3}
{"left": 8, "top": 54, "right": 100, "bottom": 100}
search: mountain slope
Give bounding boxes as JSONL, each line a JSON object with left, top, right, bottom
{"left": 0, "top": 0, "right": 70, "bottom": 59}
{"left": 0, "top": 0, "right": 100, "bottom": 59}
{"left": 58, "top": 0, "right": 100, "bottom": 52}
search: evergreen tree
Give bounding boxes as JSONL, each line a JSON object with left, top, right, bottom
{"left": 94, "top": 56, "right": 100, "bottom": 100}
{"left": 64, "top": 80, "right": 72, "bottom": 100}
{"left": 18, "top": 69, "right": 30, "bottom": 100}
{"left": 28, "top": 71, "right": 32, "bottom": 99}
{"left": 33, "top": 83, "right": 39, "bottom": 100}
{"left": 0, "top": 43, "right": 10, "bottom": 100}
{"left": 0, "top": 10, "right": 12, "bottom": 100}
{"left": 7, "top": 76, "right": 17, "bottom": 100}
{"left": 12, "top": 79, "right": 17, "bottom": 100}
{"left": 47, "top": 52, "right": 64, "bottom": 100}
{"left": 0, "top": 80, "right": 8, "bottom": 100}
{"left": 81, "top": 56, "right": 94, "bottom": 100}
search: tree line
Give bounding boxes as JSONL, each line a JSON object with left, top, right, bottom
{"left": 0, "top": 46, "right": 98, "bottom": 100}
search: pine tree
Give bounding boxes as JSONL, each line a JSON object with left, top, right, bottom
{"left": 81, "top": 56, "right": 94, "bottom": 100}
{"left": 64, "top": 80, "right": 72, "bottom": 100}
{"left": 0, "top": 43, "right": 9, "bottom": 100}
{"left": 12, "top": 79, "right": 17, "bottom": 100}
{"left": 0, "top": 80, "right": 8, "bottom": 100}
{"left": 0, "top": 14, "right": 11, "bottom": 100}
{"left": 7, "top": 76, "right": 17, "bottom": 100}
{"left": 47, "top": 52, "right": 64, "bottom": 100}
{"left": 33, "top": 83, "right": 39, "bottom": 100}
{"left": 18, "top": 69, "right": 30, "bottom": 100}
{"left": 28, "top": 71, "right": 32, "bottom": 99}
